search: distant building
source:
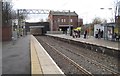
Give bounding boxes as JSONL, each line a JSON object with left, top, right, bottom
{"left": 48, "top": 11, "right": 79, "bottom": 33}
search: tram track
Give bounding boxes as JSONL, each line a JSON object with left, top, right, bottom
{"left": 35, "top": 36, "right": 120, "bottom": 75}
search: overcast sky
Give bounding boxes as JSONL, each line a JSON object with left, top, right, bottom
{"left": 12, "top": 0, "right": 119, "bottom": 24}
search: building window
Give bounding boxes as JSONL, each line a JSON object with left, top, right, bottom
{"left": 61, "top": 19, "right": 66, "bottom": 22}
{"left": 61, "top": 19, "right": 64, "bottom": 22}
{"left": 64, "top": 19, "right": 66, "bottom": 22}
{"left": 58, "top": 18, "right": 60, "bottom": 22}
{"left": 70, "top": 19, "right": 73, "bottom": 22}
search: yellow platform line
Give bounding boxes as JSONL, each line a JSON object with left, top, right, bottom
{"left": 31, "top": 36, "right": 43, "bottom": 75}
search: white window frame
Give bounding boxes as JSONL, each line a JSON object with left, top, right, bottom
{"left": 61, "top": 19, "right": 64, "bottom": 22}
{"left": 64, "top": 19, "right": 66, "bottom": 22}
{"left": 70, "top": 19, "right": 73, "bottom": 22}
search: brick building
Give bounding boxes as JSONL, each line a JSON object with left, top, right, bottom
{"left": 48, "top": 11, "right": 80, "bottom": 33}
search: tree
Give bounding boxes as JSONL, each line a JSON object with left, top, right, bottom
{"left": 2, "top": 2, "right": 27, "bottom": 24}
{"left": 11, "top": 10, "right": 17, "bottom": 19}
{"left": 91, "top": 17, "right": 103, "bottom": 24}
{"left": 2, "top": 2, "right": 13, "bottom": 25}
{"left": 102, "top": 18, "right": 107, "bottom": 23}
{"left": 89, "top": 17, "right": 107, "bottom": 36}
{"left": 46, "top": 18, "right": 49, "bottom": 22}
{"left": 109, "top": 18, "right": 114, "bottom": 22}
{"left": 40, "top": 19, "right": 44, "bottom": 22}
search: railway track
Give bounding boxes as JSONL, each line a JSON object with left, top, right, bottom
{"left": 35, "top": 36, "right": 120, "bottom": 75}
{"left": 59, "top": 44, "right": 119, "bottom": 75}
{"left": 45, "top": 39, "right": 93, "bottom": 75}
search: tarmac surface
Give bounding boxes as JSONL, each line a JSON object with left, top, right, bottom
{"left": 2, "top": 35, "right": 30, "bottom": 74}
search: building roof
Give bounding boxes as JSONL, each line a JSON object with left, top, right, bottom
{"left": 49, "top": 11, "right": 78, "bottom": 16}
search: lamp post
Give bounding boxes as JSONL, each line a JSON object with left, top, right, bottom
{"left": 115, "top": 0, "right": 119, "bottom": 24}
{"left": 115, "top": 1, "right": 120, "bottom": 36}
{"left": 68, "top": 10, "right": 71, "bottom": 36}
{"left": 100, "top": 8, "right": 113, "bottom": 40}
{"left": 100, "top": 8, "right": 113, "bottom": 22}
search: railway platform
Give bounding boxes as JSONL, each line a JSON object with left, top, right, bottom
{"left": 31, "top": 35, "right": 65, "bottom": 75}
{"left": 46, "top": 34, "right": 119, "bottom": 50}
{"left": 46, "top": 34, "right": 120, "bottom": 58}
{"left": 2, "top": 35, "right": 65, "bottom": 75}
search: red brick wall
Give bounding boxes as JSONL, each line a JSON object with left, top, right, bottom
{"left": 52, "top": 15, "right": 78, "bottom": 31}
{"left": 2, "top": 26, "right": 12, "bottom": 41}
{"left": 78, "top": 19, "right": 83, "bottom": 26}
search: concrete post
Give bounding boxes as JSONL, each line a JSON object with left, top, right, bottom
{"left": 69, "top": 10, "right": 71, "bottom": 36}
